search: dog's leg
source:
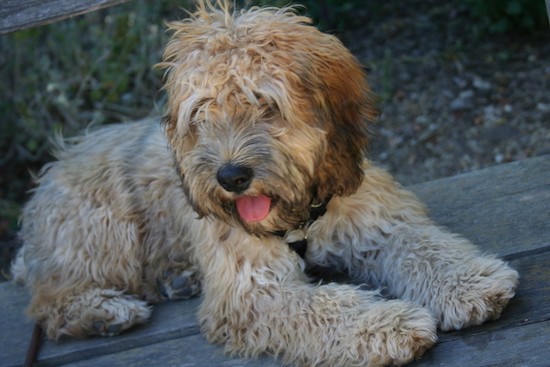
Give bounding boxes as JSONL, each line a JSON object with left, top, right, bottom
{"left": 15, "top": 167, "right": 155, "bottom": 339}
{"left": 27, "top": 287, "right": 151, "bottom": 339}
{"left": 308, "top": 164, "right": 519, "bottom": 331}
{"left": 375, "top": 223, "right": 518, "bottom": 331}
{"left": 195, "top": 232, "right": 437, "bottom": 366}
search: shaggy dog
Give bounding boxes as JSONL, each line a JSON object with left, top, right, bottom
{"left": 13, "top": 1, "right": 519, "bottom": 366}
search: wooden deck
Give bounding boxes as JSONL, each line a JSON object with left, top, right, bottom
{"left": 1, "top": 155, "right": 549, "bottom": 367}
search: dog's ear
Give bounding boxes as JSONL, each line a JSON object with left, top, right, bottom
{"left": 295, "top": 31, "right": 379, "bottom": 199}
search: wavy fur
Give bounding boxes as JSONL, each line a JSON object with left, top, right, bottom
{"left": 13, "top": 2, "right": 518, "bottom": 366}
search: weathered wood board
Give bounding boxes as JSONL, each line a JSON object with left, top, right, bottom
{"left": 0, "top": 0, "right": 131, "bottom": 34}
{"left": 411, "top": 155, "right": 550, "bottom": 259}
{"left": 1, "top": 155, "right": 548, "bottom": 367}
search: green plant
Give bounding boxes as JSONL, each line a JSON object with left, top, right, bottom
{"left": 0, "top": 0, "right": 190, "bottom": 236}
{"left": 465, "top": 0, "right": 548, "bottom": 33}
{"left": 244, "top": 0, "right": 367, "bottom": 31}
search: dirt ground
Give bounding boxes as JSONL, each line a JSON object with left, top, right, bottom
{"left": 1, "top": 1, "right": 549, "bottom": 280}
{"left": 352, "top": 1, "right": 549, "bottom": 185}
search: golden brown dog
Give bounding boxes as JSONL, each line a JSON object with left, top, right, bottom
{"left": 12, "top": 1, "right": 518, "bottom": 366}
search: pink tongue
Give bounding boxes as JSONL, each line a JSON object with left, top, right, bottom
{"left": 236, "top": 195, "right": 271, "bottom": 223}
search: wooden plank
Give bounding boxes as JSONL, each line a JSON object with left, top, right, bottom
{"left": 0, "top": 283, "right": 202, "bottom": 367}
{"left": 3, "top": 249, "right": 546, "bottom": 367}
{"left": 35, "top": 299, "right": 202, "bottom": 367}
{"left": 62, "top": 334, "right": 281, "bottom": 367}
{"left": 411, "top": 321, "right": 550, "bottom": 367}
{"left": 28, "top": 251, "right": 549, "bottom": 367}
{"left": 411, "top": 155, "right": 550, "bottom": 258}
{"left": 0, "top": 282, "right": 36, "bottom": 367}
{"left": 0, "top": 0, "right": 132, "bottom": 34}
{"left": 61, "top": 321, "right": 550, "bottom": 367}
{"left": 1, "top": 157, "right": 548, "bottom": 367}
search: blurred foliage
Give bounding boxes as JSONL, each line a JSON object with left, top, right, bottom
{"left": 244, "top": 0, "right": 368, "bottom": 31}
{"left": 0, "top": 0, "right": 364, "bottom": 238}
{"left": 0, "top": 0, "right": 191, "bottom": 237}
{"left": 464, "top": 0, "right": 548, "bottom": 33}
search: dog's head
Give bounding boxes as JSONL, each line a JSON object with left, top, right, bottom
{"left": 159, "top": 0, "right": 378, "bottom": 235}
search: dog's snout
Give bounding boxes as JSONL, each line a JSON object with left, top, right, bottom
{"left": 217, "top": 164, "right": 253, "bottom": 193}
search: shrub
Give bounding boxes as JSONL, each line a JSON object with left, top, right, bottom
{"left": 0, "top": 0, "right": 190, "bottom": 237}
{"left": 465, "top": 0, "right": 549, "bottom": 33}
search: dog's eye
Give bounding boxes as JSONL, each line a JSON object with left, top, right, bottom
{"left": 260, "top": 101, "right": 280, "bottom": 121}
{"left": 261, "top": 106, "right": 276, "bottom": 120}
{"left": 253, "top": 93, "right": 278, "bottom": 120}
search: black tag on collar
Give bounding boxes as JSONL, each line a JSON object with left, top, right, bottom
{"left": 287, "top": 239, "right": 308, "bottom": 258}
{"left": 308, "top": 195, "right": 332, "bottom": 222}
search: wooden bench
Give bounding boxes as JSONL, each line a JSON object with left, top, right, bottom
{"left": 1, "top": 155, "right": 549, "bottom": 367}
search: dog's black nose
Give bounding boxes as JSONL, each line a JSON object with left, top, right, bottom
{"left": 217, "top": 164, "right": 253, "bottom": 193}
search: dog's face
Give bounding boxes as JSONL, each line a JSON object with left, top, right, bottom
{"left": 159, "top": 2, "right": 378, "bottom": 235}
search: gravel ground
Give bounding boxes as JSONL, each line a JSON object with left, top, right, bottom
{"left": 1, "top": 1, "right": 549, "bottom": 279}
{"left": 350, "top": 1, "right": 550, "bottom": 185}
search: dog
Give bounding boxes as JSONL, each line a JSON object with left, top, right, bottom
{"left": 12, "top": 1, "right": 519, "bottom": 366}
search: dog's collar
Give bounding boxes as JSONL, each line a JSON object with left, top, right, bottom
{"left": 273, "top": 194, "right": 333, "bottom": 258}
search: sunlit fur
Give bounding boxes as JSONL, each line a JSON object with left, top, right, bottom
{"left": 12, "top": 1, "right": 518, "bottom": 366}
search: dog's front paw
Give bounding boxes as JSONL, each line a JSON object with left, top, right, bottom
{"left": 437, "top": 257, "right": 519, "bottom": 331}
{"left": 87, "top": 293, "right": 151, "bottom": 337}
{"left": 354, "top": 301, "right": 437, "bottom": 366}
{"left": 56, "top": 289, "right": 151, "bottom": 338}
{"left": 157, "top": 267, "right": 201, "bottom": 300}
